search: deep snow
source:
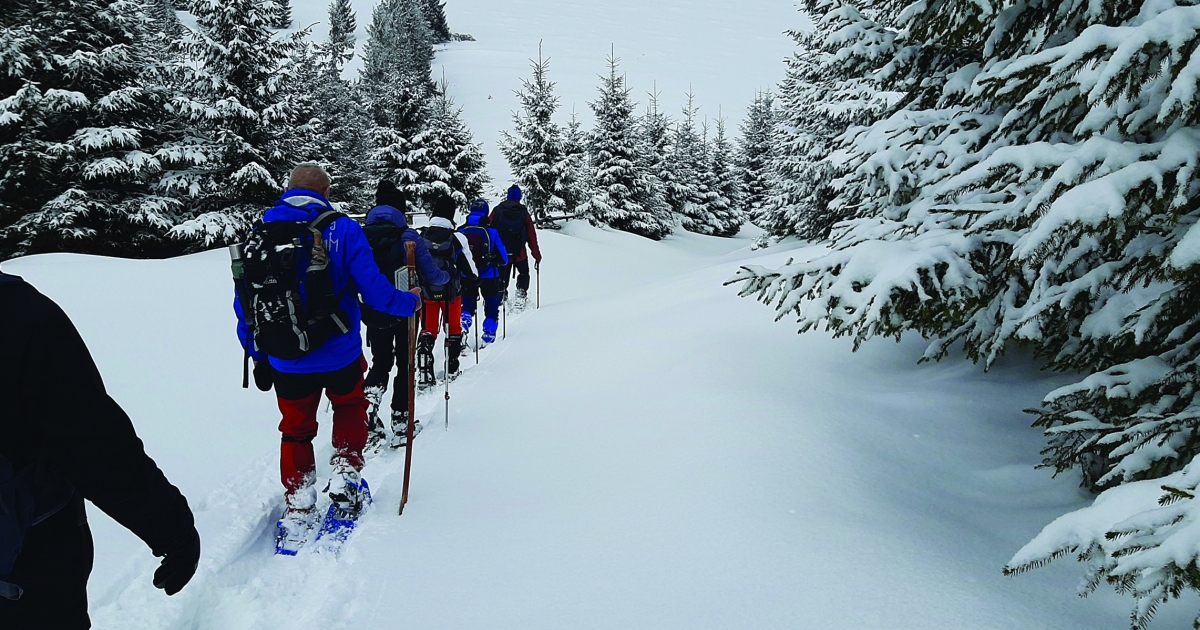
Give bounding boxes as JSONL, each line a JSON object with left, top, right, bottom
{"left": 3, "top": 223, "right": 1193, "bottom": 628}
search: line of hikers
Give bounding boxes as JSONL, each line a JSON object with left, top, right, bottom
{"left": 234, "top": 164, "right": 543, "bottom": 550}
{"left": 0, "top": 162, "right": 545, "bottom": 627}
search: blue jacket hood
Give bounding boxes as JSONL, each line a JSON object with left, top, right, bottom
{"left": 264, "top": 188, "right": 335, "bottom": 223}
{"left": 466, "top": 208, "right": 488, "bottom": 226}
{"left": 366, "top": 205, "right": 407, "bottom": 228}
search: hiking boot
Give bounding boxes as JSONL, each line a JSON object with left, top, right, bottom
{"left": 446, "top": 335, "right": 463, "bottom": 375}
{"left": 326, "top": 462, "right": 367, "bottom": 515}
{"left": 388, "top": 411, "right": 423, "bottom": 448}
{"left": 461, "top": 312, "right": 473, "bottom": 334}
{"left": 363, "top": 382, "right": 386, "bottom": 406}
{"left": 417, "top": 332, "right": 436, "bottom": 389}
{"left": 513, "top": 288, "right": 529, "bottom": 312}
{"left": 276, "top": 506, "right": 318, "bottom": 555}
{"left": 366, "top": 410, "right": 388, "bottom": 451}
{"left": 285, "top": 481, "right": 317, "bottom": 511}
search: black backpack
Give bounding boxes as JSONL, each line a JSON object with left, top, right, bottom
{"left": 237, "top": 211, "right": 351, "bottom": 360}
{"left": 0, "top": 448, "right": 74, "bottom": 601}
{"left": 494, "top": 203, "right": 528, "bottom": 256}
{"left": 360, "top": 223, "right": 411, "bottom": 329}
{"left": 458, "top": 225, "right": 502, "bottom": 272}
{"left": 420, "top": 225, "right": 462, "bottom": 301}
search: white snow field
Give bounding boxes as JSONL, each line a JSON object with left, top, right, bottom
{"left": 3, "top": 225, "right": 1195, "bottom": 629}
{"left": 291, "top": 0, "right": 802, "bottom": 189}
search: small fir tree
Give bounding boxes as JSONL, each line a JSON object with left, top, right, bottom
{"left": 168, "top": 0, "right": 314, "bottom": 245}
{"left": 270, "top": 0, "right": 293, "bottom": 29}
{"left": 737, "top": 91, "right": 775, "bottom": 228}
{"left": 580, "top": 53, "right": 671, "bottom": 240}
{"left": 424, "top": 0, "right": 451, "bottom": 43}
{"left": 393, "top": 86, "right": 489, "bottom": 210}
{"left": 707, "top": 116, "right": 743, "bottom": 237}
{"left": 0, "top": 0, "right": 193, "bottom": 258}
{"left": 499, "top": 46, "right": 567, "bottom": 221}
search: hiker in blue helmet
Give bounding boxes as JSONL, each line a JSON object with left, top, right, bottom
{"left": 457, "top": 199, "right": 509, "bottom": 345}
{"left": 490, "top": 185, "right": 542, "bottom": 312}
{"left": 361, "top": 180, "right": 450, "bottom": 450}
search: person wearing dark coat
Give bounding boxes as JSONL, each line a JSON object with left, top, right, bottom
{"left": 361, "top": 181, "right": 450, "bottom": 447}
{"left": 489, "top": 185, "right": 543, "bottom": 310}
{"left": 0, "top": 272, "right": 200, "bottom": 630}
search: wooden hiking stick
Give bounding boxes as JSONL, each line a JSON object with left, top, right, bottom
{"left": 399, "top": 241, "right": 418, "bottom": 516}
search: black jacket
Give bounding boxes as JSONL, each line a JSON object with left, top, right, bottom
{"left": 0, "top": 273, "right": 195, "bottom": 557}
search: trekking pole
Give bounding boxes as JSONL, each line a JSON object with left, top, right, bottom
{"left": 399, "top": 242, "right": 418, "bottom": 516}
{"left": 475, "top": 311, "right": 480, "bottom": 364}
{"left": 444, "top": 298, "right": 451, "bottom": 430}
{"left": 502, "top": 302, "right": 506, "bottom": 340}
{"left": 536, "top": 261, "right": 541, "bottom": 310}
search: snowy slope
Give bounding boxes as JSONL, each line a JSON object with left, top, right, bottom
{"left": 3, "top": 224, "right": 1195, "bottom": 629}
{"left": 288, "top": 0, "right": 801, "bottom": 188}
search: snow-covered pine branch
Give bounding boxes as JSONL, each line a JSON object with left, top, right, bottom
{"left": 732, "top": 0, "right": 1200, "bottom": 624}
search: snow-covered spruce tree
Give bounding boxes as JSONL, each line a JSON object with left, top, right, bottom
{"left": 733, "top": 0, "right": 1200, "bottom": 625}
{"left": 168, "top": 0, "right": 314, "bottom": 245}
{"left": 556, "top": 109, "right": 590, "bottom": 219}
{"left": 361, "top": 0, "right": 437, "bottom": 207}
{"left": 499, "top": 47, "right": 568, "bottom": 221}
{"left": 396, "top": 86, "right": 489, "bottom": 210}
{"left": 669, "top": 93, "right": 715, "bottom": 235}
{"left": 706, "top": 116, "right": 743, "bottom": 237}
{"left": 270, "top": 0, "right": 293, "bottom": 29}
{"left": 761, "top": 0, "right": 896, "bottom": 242}
{"left": 145, "top": 0, "right": 183, "bottom": 39}
{"left": 314, "top": 0, "right": 372, "bottom": 209}
{"left": 580, "top": 54, "right": 671, "bottom": 240}
{"left": 737, "top": 90, "right": 775, "bottom": 228}
{"left": 424, "top": 0, "right": 451, "bottom": 44}
{"left": 323, "top": 0, "right": 357, "bottom": 75}
{"left": 637, "top": 88, "right": 673, "bottom": 230}
{"left": 0, "top": 0, "right": 193, "bottom": 258}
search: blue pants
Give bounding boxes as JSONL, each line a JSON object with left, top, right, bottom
{"left": 463, "top": 277, "right": 501, "bottom": 334}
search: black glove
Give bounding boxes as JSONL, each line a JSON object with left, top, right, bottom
{"left": 253, "top": 360, "right": 273, "bottom": 392}
{"left": 153, "top": 526, "right": 200, "bottom": 596}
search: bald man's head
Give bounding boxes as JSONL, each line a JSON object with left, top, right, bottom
{"left": 288, "top": 163, "right": 331, "bottom": 197}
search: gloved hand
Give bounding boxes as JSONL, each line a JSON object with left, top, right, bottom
{"left": 253, "top": 360, "right": 273, "bottom": 392}
{"left": 153, "top": 526, "right": 200, "bottom": 596}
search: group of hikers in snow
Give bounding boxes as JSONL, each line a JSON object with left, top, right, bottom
{"left": 236, "top": 164, "right": 543, "bottom": 553}
{"left": 0, "top": 162, "right": 542, "bottom": 628}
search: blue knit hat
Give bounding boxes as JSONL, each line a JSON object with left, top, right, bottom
{"left": 507, "top": 185, "right": 522, "bottom": 202}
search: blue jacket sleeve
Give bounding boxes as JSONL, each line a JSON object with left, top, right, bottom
{"left": 410, "top": 233, "right": 451, "bottom": 286}
{"left": 234, "top": 292, "right": 265, "bottom": 362}
{"left": 343, "top": 220, "right": 420, "bottom": 317}
{"left": 492, "top": 229, "right": 510, "bottom": 266}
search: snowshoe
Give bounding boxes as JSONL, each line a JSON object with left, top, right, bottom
{"left": 315, "top": 477, "right": 372, "bottom": 552}
{"left": 275, "top": 506, "right": 318, "bottom": 556}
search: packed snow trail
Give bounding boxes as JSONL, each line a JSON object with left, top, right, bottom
{"left": 4, "top": 223, "right": 1195, "bottom": 628}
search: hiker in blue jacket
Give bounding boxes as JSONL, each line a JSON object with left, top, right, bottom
{"left": 361, "top": 181, "right": 449, "bottom": 448}
{"left": 458, "top": 199, "right": 509, "bottom": 345}
{"left": 234, "top": 164, "right": 421, "bottom": 551}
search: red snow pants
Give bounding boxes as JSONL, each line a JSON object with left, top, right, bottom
{"left": 272, "top": 357, "right": 369, "bottom": 496}
{"left": 422, "top": 297, "right": 463, "bottom": 336}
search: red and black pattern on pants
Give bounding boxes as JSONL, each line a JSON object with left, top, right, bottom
{"left": 273, "top": 357, "right": 370, "bottom": 495}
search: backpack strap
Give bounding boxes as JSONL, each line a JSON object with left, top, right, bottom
{"left": 310, "top": 210, "right": 346, "bottom": 232}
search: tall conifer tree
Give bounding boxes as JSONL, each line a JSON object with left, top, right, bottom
{"left": 499, "top": 47, "right": 567, "bottom": 221}
{"left": 0, "top": 0, "right": 191, "bottom": 258}
{"left": 580, "top": 53, "right": 671, "bottom": 240}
